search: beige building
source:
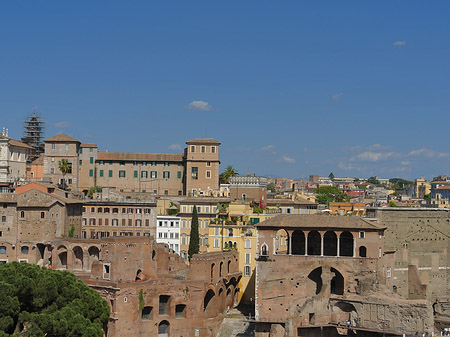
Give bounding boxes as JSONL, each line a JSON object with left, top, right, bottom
{"left": 81, "top": 200, "right": 157, "bottom": 239}
{"left": 415, "top": 175, "right": 431, "bottom": 198}
{"left": 0, "top": 130, "right": 33, "bottom": 192}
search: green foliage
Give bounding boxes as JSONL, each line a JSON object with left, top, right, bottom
{"left": 389, "top": 178, "right": 413, "bottom": 191}
{"left": 424, "top": 193, "right": 431, "bottom": 200}
{"left": 219, "top": 165, "right": 238, "bottom": 184}
{"left": 138, "top": 289, "right": 145, "bottom": 312}
{"left": 267, "top": 183, "right": 276, "bottom": 193}
{"left": 314, "top": 186, "right": 345, "bottom": 204}
{"left": 252, "top": 207, "right": 263, "bottom": 214}
{"left": 367, "top": 176, "right": 380, "bottom": 185}
{"left": 389, "top": 201, "right": 397, "bottom": 207}
{"left": 0, "top": 262, "right": 109, "bottom": 337}
{"left": 68, "top": 224, "right": 75, "bottom": 238}
{"left": 188, "top": 206, "right": 200, "bottom": 260}
{"left": 88, "top": 185, "right": 102, "bottom": 198}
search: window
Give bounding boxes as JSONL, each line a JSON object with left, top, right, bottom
{"left": 244, "top": 266, "right": 251, "bottom": 277}
{"left": 197, "top": 206, "right": 201, "bottom": 213}
{"left": 21, "top": 246, "right": 29, "bottom": 255}
{"left": 151, "top": 161, "right": 156, "bottom": 166}
{"left": 206, "top": 170, "right": 211, "bottom": 178}
{"left": 99, "top": 170, "right": 104, "bottom": 177}
{"left": 204, "top": 220, "right": 209, "bottom": 228}
{"left": 177, "top": 171, "right": 182, "bottom": 179}
{"left": 181, "top": 236, "right": 186, "bottom": 245}
{"left": 40, "top": 212, "right": 45, "bottom": 219}
{"left": 90, "top": 157, "right": 94, "bottom": 164}
{"left": 142, "top": 161, "right": 147, "bottom": 166}
{"left": 113, "top": 219, "right": 118, "bottom": 226}
{"left": 206, "top": 161, "right": 211, "bottom": 167}
{"left": 387, "top": 267, "right": 391, "bottom": 278}
{"left": 119, "top": 170, "right": 126, "bottom": 178}
{"left": 211, "top": 146, "right": 216, "bottom": 153}
{"left": 190, "top": 145, "right": 195, "bottom": 152}
{"left": 163, "top": 171, "right": 170, "bottom": 179}
{"left": 65, "top": 144, "right": 69, "bottom": 151}
{"left": 20, "top": 211, "right": 24, "bottom": 218}
{"left": 359, "top": 231, "right": 365, "bottom": 239}
{"left": 201, "top": 146, "right": 205, "bottom": 153}
{"left": 120, "top": 161, "right": 125, "bottom": 166}
{"left": 51, "top": 157, "right": 55, "bottom": 162}
{"left": 136, "top": 220, "right": 142, "bottom": 227}
{"left": 103, "top": 263, "right": 111, "bottom": 280}
{"left": 89, "top": 169, "right": 93, "bottom": 177}
{"left": 159, "top": 295, "right": 170, "bottom": 315}
{"left": 141, "top": 306, "right": 153, "bottom": 320}
{"left": 99, "top": 160, "right": 104, "bottom": 165}
{"left": 214, "top": 238, "right": 219, "bottom": 248}
{"left": 128, "top": 208, "right": 133, "bottom": 214}
{"left": 192, "top": 167, "right": 198, "bottom": 179}
{"left": 133, "top": 161, "right": 138, "bottom": 166}
{"left": 1, "top": 216, "right": 5, "bottom": 222}
{"left": 141, "top": 171, "right": 148, "bottom": 178}
{"left": 286, "top": 208, "right": 291, "bottom": 214}
{"left": 51, "top": 143, "right": 55, "bottom": 149}
{"left": 134, "top": 170, "right": 138, "bottom": 178}
{"left": 164, "top": 162, "right": 169, "bottom": 166}
{"left": 50, "top": 168, "right": 54, "bottom": 174}
{"left": 245, "top": 239, "right": 251, "bottom": 249}
{"left": 181, "top": 220, "right": 187, "bottom": 228}
{"left": 245, "top": 253, "right": 251, "bottom": 264}
{"left": 150, "top": 171, "right": 157, "bottom": 178}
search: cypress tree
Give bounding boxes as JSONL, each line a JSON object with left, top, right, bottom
{"left": 188, "top": 205, "right": 200, "bottom": 260}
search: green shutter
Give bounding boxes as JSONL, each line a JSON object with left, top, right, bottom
{"left": 177, "top": 171, "right": 182, "bottom": 179}
{"left": 109, "top": 170, "right": 113, "bottom": 177}
{"left": 100, "top": 170, "right": 104, "bottom": 177}
{"left": 90, "top": 157, "right": 93, "bottom": 164}
{"left": 89, "top": 169, "right": 93, "bottom": 177}
{"left": 134, "top": 170, "right": 138, "bottom": 178}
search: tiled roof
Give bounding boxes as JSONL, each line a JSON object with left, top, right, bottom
{"left": 44, "top": 133, "right": 80, "bottom": 143}
{"left": 256, "top": 214, "right": 385, "bottom": 230}
{"left": 31, "top": 155, "right": 44, "bottom": 165}
{"left": 180, "top": 197, "right": 230, "bottom": 204}
{"left": 186, "top": 138, "right": 221, "bottom": 145}
{"left": 8, "top": 138, "right": 33, "bottom": 149}
{"left": 266, "top": 198, "right": 316, "bottom": 205}
{"left": 98, "top": 152, "right": 183, "bottom": 161}
{"left": 80, "top": 143, "right": 98, "bottom": 148}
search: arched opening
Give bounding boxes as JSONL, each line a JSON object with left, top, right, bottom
{"left": 261, "top": 243, "right": 268, "bottom": 256}
{"left": 152, "top": 249, "right": 156, "bottom": 260}
{"left": 227, "top": 260, "right": 231, "bottom": 273}
{"left": 330, "top": 267, "right": 344, "bottom": 295}
{"left": 226, "top": 287, "right": 234, "bottom": 309}
{"left": 359, "top": 246, "right": 367, "bottom": 258}
{"left": 323, "top": 231, "right": 338, "bottom": 256}
{"left": 275, "top": 229, "right": 289, "bottom": 254}
{"left": 88, "top": 246, "right": 100, "bottom": 271}
{"left": 308, "top": 267, "right": 323, "bottom": 295}
{"left": 218, "top": 287, "right": 225, "bottom": 312}
{"left": 58, "top": 251, "right": 67, "bottom": 269}
{"left": 339, "top": 231, "right": 354, "bottom": 257}
{"left": 158, "top": 320, "right": 170, "bottom": 337}
{"left": 204, "top": 289, "right": 216, "bottom": 318}
{"left": 36, "top": 243, "right": 45, "bottom": 266}
{"left": 211, "top": 263, "right": 215, "bottom": 281}
{"left": 175, "top": 304, "right": 186, "bottom": 318}
{"left": 135, "top": 269, "right": 143, "bottom": 281}
{"left": 219, "top": 262, "right": 223, "bottom": 277}
{"left": 291, "top": 230, "right": 305, "bottom": 255}
{"left": 332, "top": 301, "right": 358, "bottom": 326}
{"left": 307, "top": 231, "right": 321, "bottom": 256}
{"left": 72, "top": 246, "right": 83, "bottom": 270}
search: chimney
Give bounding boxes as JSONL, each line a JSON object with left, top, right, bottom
{"left": 5, "top": 129, "right": 8, "bottom": 137}
{"left": 2, "top": 127, "right": 4, "bottom": 136}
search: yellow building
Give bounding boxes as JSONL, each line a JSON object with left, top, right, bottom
{"left": 208, "top": 201, "right": 281, "bottom": 304}
{"left": 328, "top": 202, "right": 366, "bottom": 216}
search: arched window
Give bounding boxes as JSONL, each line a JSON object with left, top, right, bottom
{"left": 275, "top": 229, "right": 289, "bottom": 254}
{"left": 261, "top": 243, "right": 268, "bottom": 256}
{"left": 339, "top": 231, "right": 354, "bottom": 257}
{"left": 211, "top": 263, "right": 215, "bottom": 280}
{"left": 359, "top": 246, "right": 367, "bottom": 258}
{"left": 307, "top": 231, "right": 321, "bottom": 255}
{"left": 158, "top": 320, "right": 170, "bottom": 337}
{"left": 291, "top": 230, "right": 305, "bottom": 255}
{"left": 323, "top": 231, "right": 338, "bottom": 256}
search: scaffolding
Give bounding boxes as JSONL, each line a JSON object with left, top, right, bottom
{"left": 22, "top": 111, "right": 45, "bottom": 162}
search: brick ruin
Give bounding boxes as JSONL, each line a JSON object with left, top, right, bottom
{"left": 254, "top": 215, "right": 434, "bottom": 337}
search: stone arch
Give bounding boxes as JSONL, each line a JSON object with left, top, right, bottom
{"left": 291, "top": 230, "right": 305, "bottom": 255}
{"left": 88, "top": 246, "right": 100, "bottom": 270}
{"left": 211, "top": 263, "right": 215, "bottom": 281}
{"left": 135, "top": 269, "right": 143, "bottom": 281}
{"left": 359, "top": 246, "right": 367, "bottom": 258}
{"left": 307, "top": 231, "right": 321, "bottom": 256}
{"left": 56, "top": 245, "right": 67, "bottom": 269}
{"left": 158, "top": 320, "right": 170, "bottom": 337}
{"left": 204, "top": 289, "right": 216, "bottom": 318}
{"left": 275, "top": 229, "right": 289, "bottom": 254}
{"left": 332, "top": 301, "right": 358, "bottom": 326}
{"left": 308, "top": 267, "right": 323, "bottom": 295}
{"left": 339, "top": 231, "right": 354, "bottom": 257}
{"left": 72, "top": 246, "right": 83, "bottom": 270}
{"left": 218, "top": 287, "right": 226, "bottom": 313}
{"left": 219, "top": 261, "right": 223, "bottom": 277}
{"left": 36, "top": 243, "right": 45, "bottom": 266}
{"left": 227, "top": 260, "right": 231, "bottom": 273}
{"left": 323, "top": 231, "right": 338, "bottom": 256}
{"left": 226, "top": 286, "right": 234, "bottom": 309}
{"left": 330, "top": 267, "right": 344, "bottom": 295}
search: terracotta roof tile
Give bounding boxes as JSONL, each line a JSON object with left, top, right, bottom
{"left": 98, "top": 152, "right": 183, "bottom": 162}
{"left": 80, "top": 143, "right": 98, "bottom": 148}
{"left": 8, "top": 138, "right": 33, "bottom": 149}
{"left": 186, "top": 138, "right": 221, "bottom": 145}
{"left": 44, "top": 133, "right": 80, "bottom": 143}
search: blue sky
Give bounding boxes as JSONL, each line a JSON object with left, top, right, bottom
{"left": 1, "top": 1, "right": 450, "bottom": 180}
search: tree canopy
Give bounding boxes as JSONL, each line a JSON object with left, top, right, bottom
{"left": 314, "top": 186, "right": 346, "bottom": 204}
{"left": 188, "top": 206, "right": 200, "bottom": 260}
{"left": 389, "top": 178, "right": 413, "bottom": 190}
{"left": 0, "top": 262, "right": 110, "bottom": 337}
{"left": 219, "top": 165, "right": 238, "bottom": 184}
{"left": 58, "top": 159, "right": 71, "bottom": 189}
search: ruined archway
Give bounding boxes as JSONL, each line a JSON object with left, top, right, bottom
{"left": 330, "top": 267, "right": 344, "bottom": 295}
{"left": 332, "top": 301, "right": 358, "bottom": 326}
{"left": 56, "top": 245, "right": 67, "bottom": 270}
{"left": 72, "top": 246, "right": 83, "bottom": 270}
{"left": 275, "top": 229, "right": 289, "bottom": 254}
{"left": 211, "top": 263, "right": 215, "bottom": 281}
{"left": 339, "top": 231, "right": 354, "bottom": 257}
{"left": 291, "top": 230, "right": 305, "bottom": 255}
{"left": 307, "top": 267, "right": 323, "bottom": 295}
{"left": 158, "top": 320, "right": 170, "bottom": 337}
{"left": 324, "top": 231, "right": 337, "bottom": 256}
{"left": 307, "top": 231, "right": 321, "bottom": 256}
{"left": 219, "top": 261, "right": 223, "bottom": 277}
{"left": 204, "top": 289, "right": 216, "bottom": 318}
{"left": 359, "top": 246, "right": 367, "bottom": 258}
{"left": 88, "top": 246, "right": 100, "bottom": 271}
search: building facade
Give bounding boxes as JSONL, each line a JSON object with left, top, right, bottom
{"left": 156, "top": 215, "right": 181, "bottom": 254}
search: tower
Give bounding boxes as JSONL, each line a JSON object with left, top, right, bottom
{"left": 22, "top": 112, "right": 45, "bottom": 162}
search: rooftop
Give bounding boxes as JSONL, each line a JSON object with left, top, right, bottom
{"left": 98, "top": 152, "right": 183, "bottom": 162}
{"left": 44, "top": 133, "right": 80, "bottom": 143}
{"left": 186, "top": 138, "right": 221, "bottom": 145}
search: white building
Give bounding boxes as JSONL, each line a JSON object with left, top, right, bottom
{"left": 156, "top": 216, "right": 181, "bottom": 255}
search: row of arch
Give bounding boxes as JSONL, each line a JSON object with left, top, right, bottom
{"left": 36, "top": 243, "right": 101, "bottom": 271}
{"left": 269, "top": 230, "right": 367, "bottom": 258}
{"left": 210, "top": 260, "right": 233, "bottom": 281}
{"left": 204, "top": 276, "right": 240, "bottom": 318}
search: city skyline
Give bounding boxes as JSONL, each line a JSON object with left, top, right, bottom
{"left": 2, "top": 1, "right": 450, "bottom": 180}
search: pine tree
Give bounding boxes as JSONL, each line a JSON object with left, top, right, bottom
{"left": 188, "top": 206, "right": 200, "bottom": 260}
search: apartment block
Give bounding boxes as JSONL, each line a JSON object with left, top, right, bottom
{"left": 156, "top": 215, "right": 181, "bottom": 254}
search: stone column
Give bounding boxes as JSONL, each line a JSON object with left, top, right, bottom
{"left": 353, "top": 238, "right": 356, "bottom": 257}
{"left": 337, "top": 234, "right": 340, "bottom": 257}
{"left": 321, "top": 233, "right": 324, "bottom": 256}
{"left": 83, "top": 249, "right": 89, "bottom": 271}
{"left": 288, "top": 233, "right": 292, "bottom": 255}
{"left": 305, "top": 232, "right": 308, "bottom": 256}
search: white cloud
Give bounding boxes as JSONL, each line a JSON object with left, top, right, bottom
{"left": 168, "top": 144, "right": 182, "bottom": 151}
{"left": 54, "top": 121, "right": 70, "bottom": 128}
{"left": 281, "top": 155, "right": 295, "bottom": 164}
{"left": 401, "top": 161, "right": 411, "bottom": 166}
{"left": 393, "top": 41, "right": 406, "bottom": 46}
{"left": 260, "top": 145, "right": 275, "bottom": 151}
{"left": 408, "top": 148, "right": 450, "bottom": 158}
{"left": 332, "top": 93, "right": 343, "bottom": 101}
{"left": 355, "top": 151, "right": 398, "bottom": 162}
{"left": 186, "top": 100, "right": 213, "bottom": 111}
